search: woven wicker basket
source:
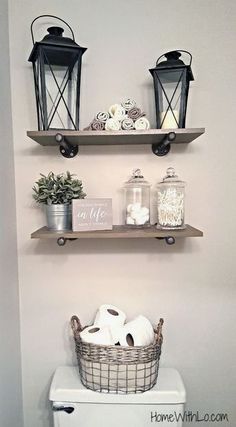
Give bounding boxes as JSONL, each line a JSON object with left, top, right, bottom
{"left": 71, "top": 315, "right": 164, "bottom": 394}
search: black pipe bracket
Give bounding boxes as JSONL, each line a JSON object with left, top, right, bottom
{"left": 57, "top": 237, "right": 78, "bottom": 246}
{"left": 152, "top": 131, "right": 176, "bottom": 156}
{"left": 55, "top": 133, "right": 79, "bottom": 158}
{"left": 156, "top": 236, "right": 176, "bottom": 245}
{"left": 57, "top": 236, "right": 175, "bottom": 246}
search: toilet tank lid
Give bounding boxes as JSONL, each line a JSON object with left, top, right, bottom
{"left": 49, "top": 366, "right": 186, "bottom": 404}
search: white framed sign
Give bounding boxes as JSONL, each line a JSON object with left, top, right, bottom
{"left": 72, "top": 198, "right": 113, "bottom": 231}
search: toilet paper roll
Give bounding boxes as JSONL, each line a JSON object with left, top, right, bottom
{"left": 94, "top": 304, "right": 126, "bottom": 343}
{"left": 80, "top": 325, "right": 113, "bottom": 345}
{"left": 118, "top": 315, "right": 154, "bottom": 347}
{"left": 110, "top": 325, "right": 125, "bottom": 344}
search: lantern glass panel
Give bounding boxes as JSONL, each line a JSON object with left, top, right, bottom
{"left": 35, "top": 46, "right": 82, "bottom": 130}
{"left": 153, "top": 68, "right": 188, "bottom": 129}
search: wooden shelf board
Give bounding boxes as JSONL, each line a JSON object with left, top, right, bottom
{"left": 27, "top": 128, "right": 205, "bottom": 147}
{"left": 31, "top": 224, "right": 203, "bottom": 240}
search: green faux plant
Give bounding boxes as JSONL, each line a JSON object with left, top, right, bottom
{"left": 32, "top": 171, "right": 86, "bottom": 205}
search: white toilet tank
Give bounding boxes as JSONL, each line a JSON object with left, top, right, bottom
{"left": 50, "top": 366, "right": 186, "bottom": 427}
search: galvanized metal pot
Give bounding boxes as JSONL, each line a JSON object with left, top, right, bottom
{"left": 45, "top": 204, "right": 72, "bottom": 231}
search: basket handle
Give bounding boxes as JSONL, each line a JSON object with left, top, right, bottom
{"left": 71, "top": 315, "right": 82, "bottom": 338}
{"left": 154, "top": 318, "right": 164, "bottom": 344}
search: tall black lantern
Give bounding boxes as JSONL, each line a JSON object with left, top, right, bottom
{"left": 28, "top": 15, "right": 87, "bottom": 131}
{"left": 149, "top": 50, "right": 193, "bottom": 129}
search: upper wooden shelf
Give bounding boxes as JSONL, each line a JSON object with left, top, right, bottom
{"left": 31, "top": 224, "right": 203, "bottom": 246}
{"left": 27, "top": 128, "right": 205, "bottom": 147}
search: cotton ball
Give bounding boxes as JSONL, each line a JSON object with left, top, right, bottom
{"left": 141, "top": 214, "right": 150, "bottom": 224}
{"left": 130, "top": 202, "right": 141, "bottom": 212}
{"left": 135, "top": 216, "right": 146, "bottom": 225}
{"left": 126, "top": 216, "right": 135, "bottom": 225}
{"left": 126, "top": 204, "right": 134, "bottom": 213}
{"left": 139, "top": 207, "right": 149, "bottom": 216}
{"left": 130, "top": 210, "right": 141, "bottom": 220}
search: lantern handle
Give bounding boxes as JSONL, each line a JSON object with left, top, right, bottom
{"left": 30, "top": 15, "right": 75, "bottom": 45}
{"left": 156, "top": 50, "right": 192, "bottom": 67}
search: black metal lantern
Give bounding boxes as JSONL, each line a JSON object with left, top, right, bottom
{"left": 149, "top": 50, "right": 193, "bottom": 129}
{"left": 28, "top": 15, "right": 87, "bottom": 131}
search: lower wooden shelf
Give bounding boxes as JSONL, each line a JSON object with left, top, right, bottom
{"left": 31, "top": 224, "right": 203, "bottom": 246}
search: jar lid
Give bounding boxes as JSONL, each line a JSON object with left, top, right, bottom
{"left": 125, "top": 169, "right": 150, "bottom": 186}
{"left": 159, "top": 167, "right": 185, "bottom": 184}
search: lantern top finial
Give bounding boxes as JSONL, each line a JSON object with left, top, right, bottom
{"left": 164, "top": 51, "right": 184, "bottom": 65}
{"left": 46, "top": 26, "right": 64, "bottom": 37}
{"left": 165, "top": 51, "right": 181, "bottom": 60}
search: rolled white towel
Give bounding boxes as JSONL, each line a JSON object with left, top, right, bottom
{"left": 121, "top": 117, "right": 134, "bottom": 130}
{"left": 121, "top": 98, "right": 137, "bottom": 111}
{"left": 109, "top": 104, "right": 126, "bottom": 121}
{"left": 134, "top": 117, "right": 150, "bottom": 130}
{"left": 95, "top": 111, "right": 110, "bottom": 123}
{"left": 105, "top": 118, "right": 121, "bottom": 131}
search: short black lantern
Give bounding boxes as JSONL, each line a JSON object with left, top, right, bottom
{"left": 28, "top": 15, "right": 87, "bottom": 131}
{"left": 149, "top": 50, "right": 193, "bottom": 129}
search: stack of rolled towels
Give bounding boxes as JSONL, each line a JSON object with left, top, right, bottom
{"left": 84, "top": 99, "right": 150, "bottom": 131}
{"left": 80, "top": 304, "right": 154, "bottom": 347}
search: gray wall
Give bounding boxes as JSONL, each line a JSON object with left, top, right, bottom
{"left": 7, "top": 0, "right": 236, "bottom": 427}
{"left": 0, "top": 1, "right": 23, "bottom": 426}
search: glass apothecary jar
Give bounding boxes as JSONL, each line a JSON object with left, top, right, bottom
{"left": 157, "top": 167, "right": 186, "bottom": 229}
{"left": 123, "top": 169, "right": 150, "bottom": 227}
